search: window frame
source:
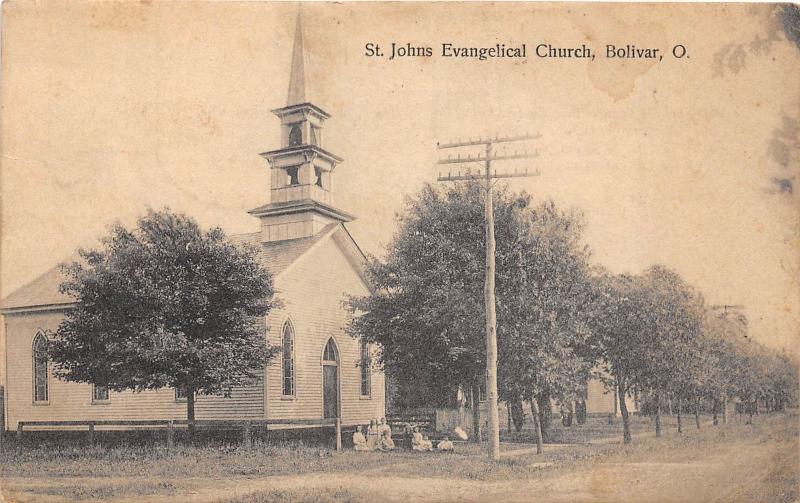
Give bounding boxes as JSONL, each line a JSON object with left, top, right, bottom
{"left": 175, "top": 385, "right": 188, "bottom": 402}
{"left": 92, "top": 384, "right": 110, "bottom": 404}
{"left": 32, "top": 332, "right": 49, "bottom": 405}
{"left": 281, "top": 321, "right": 296, "bottom": 397}
{"left": 359, "top": 340, "right": 371, "bottom": 398}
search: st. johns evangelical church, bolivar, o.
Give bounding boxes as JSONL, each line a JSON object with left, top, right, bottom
{"left": 1, "top": 10, "right": 386, "bottom": 431}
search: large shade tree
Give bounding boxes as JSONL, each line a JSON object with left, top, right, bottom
{"left": 496, "top": 200, "right": 594, "bottom": 451}
{"left": 347, "top": 182, "right": 523, "bottom": 439}
{"left": 50, "top": 209, "right": 277, "bottom": 434}
{"left": 347, "top": 181, "right": 593, "bottom": 443}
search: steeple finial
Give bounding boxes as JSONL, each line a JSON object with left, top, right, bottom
{"left": 286, "top": 6, "right": 310, "bottom": 106}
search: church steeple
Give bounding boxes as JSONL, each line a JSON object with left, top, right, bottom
{"left": 249, "top": 7, "right": 353, "bottom": 243}
{"left": 286, "top": 8, "right": 310, "bottom": 105}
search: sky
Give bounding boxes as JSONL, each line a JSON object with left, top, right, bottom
{"left": 2, "top": 2, "right": 798, "bottom": 358}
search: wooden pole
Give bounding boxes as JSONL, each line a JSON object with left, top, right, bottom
{"left": 484, "top": 142, "right": 501, "bottom": 461}
{"left": 335, "top": 418, "right": 342, "bottom": 452}
{"left": 16, "top": 423, "right": 22, "bottom": 455}
{"left": 437, "top": 132, "right": 539, "bottom": 462}
{"left": 243, "top": 421, "right": 252, "bottom": 450}
{"left": 167, "top": 420, "right": 174, "bottom": 450}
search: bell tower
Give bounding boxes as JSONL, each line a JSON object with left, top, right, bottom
{"left": 250, "top": 8, "right": 353, "bottom": 242}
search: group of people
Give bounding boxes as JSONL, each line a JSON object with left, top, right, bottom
{"left": 353, "top": 417, "right": 395, "bottom": 451}
{"left": 351, "top": 417, "right": 454, "bottom": 452}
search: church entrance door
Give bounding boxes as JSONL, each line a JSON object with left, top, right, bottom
{"left": 322, "top": 338, "right": 339, "bottom": 419}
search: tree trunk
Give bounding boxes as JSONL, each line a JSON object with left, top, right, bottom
{"left": 529, "top": 398, "right": 544, "bottom": 454}
{"left": 654, "top": 391, "right": 662, "bottom": 438}
{"left": 187, "top": 384, "right": 196, "bottom": 440}
{"left": 712, "top": 398, "right": 719, "bottom": 426}
{"left": 694, "top": 395, "right": 701, "bottom": 430}
{"left": 722, "top": 392, "right": 728, "bottom": 426}
{"left": 470, "top": 385, "right": 482, "bottom": 443}
{"left": 510, "top": 400, "right": 525, "bottom": 432}
{"left": 677, "top": 397, "right": 683, "bottom": 434}
{"left": 617, "top": 380, "right": 632, "bottom": 444}
{"left": 537, "top": 390, "right": 552, "bottom": 442}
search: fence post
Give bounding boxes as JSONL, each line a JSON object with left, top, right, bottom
{"left": 243, "top": 421, "right": 252, "bottom": 450}
{"left": 167, "top": 421, "right": 174, "bottom": 450}
{"left": 87, "top": 422, "right": 95, "bottom": 445}
{"left": 16, "top": 423, "right": 22, "bottom": 454}
{"left": 335, "top": 418, "right": 342, "bottom": 452}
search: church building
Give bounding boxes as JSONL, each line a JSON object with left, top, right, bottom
{"left": 1, "top": 11, "right": 385, "bottom": 431}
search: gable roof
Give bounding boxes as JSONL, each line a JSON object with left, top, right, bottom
{"left": 1, "top": 222, "right": 347, "bottom": 313}
{"left": 229, "top": 222, "right": 338, "bottom": 277}
{"left": 1, "top": 266, "right": 75, "bottom": 311}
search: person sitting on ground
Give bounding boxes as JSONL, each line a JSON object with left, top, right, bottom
{"left": 353, "top": 425, "right": 371, "bottom": 451}
{"left": 437, "top": 435, "right": 454, "bottom": 451}
{"left": 378, "top": 417, "right": 392, "bottom": 436}
{"left": 411, "top": 426, "right": 433, "bottom": 452}
{"left": 366, "top": 418, "right": 380, "bottom": 450}
{"left": 377, "top": 427, "right": 395, "bottom": 451}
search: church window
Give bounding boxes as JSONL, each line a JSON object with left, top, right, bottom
{"left": 360, "top": 340, "right": 371, "bottom": 397}
{"left": 323, "top": 338, "right": 338, "bottom": 362}
{"left": 92, "top": 384, "right": 109, "bottom": 402}
{"left": 288, "top": 124, "right": 303, "bottom": 146}
{"left": 314, "top": 167, "right": 323, "bottom": 188}
{"left": 286, "top": 166, "right": 300, "bottom": 186}
{"left": 282, "top": 322, "right": 295, "bottom": 396}
{"left": 175, "top": 385, "right": 188, "bottom": 402}
{"left": 32, "top": 332, "right": 49, "bottom": 403}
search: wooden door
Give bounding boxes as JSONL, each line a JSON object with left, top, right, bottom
{"left": 323, "top": 364, "right": 338, "bottom": 419}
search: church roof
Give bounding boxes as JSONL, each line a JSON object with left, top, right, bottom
{"left": 1, "top": 222, "right": 342, "bottom": 313}
{"left": 228, "top": 222, "right": 339, "bottom": 277}
{"left": 1, "top": 266, "right": 75, "bottom": 311}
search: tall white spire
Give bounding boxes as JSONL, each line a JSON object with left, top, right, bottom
{"left": 286, "top": 6, "right": 310, "bottom": 105}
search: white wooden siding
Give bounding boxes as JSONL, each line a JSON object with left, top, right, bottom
{"left": 265, "top": 232, "right": 385, "bottom": 425}
{"left": 4, "top": 311, "right": 264, "bottom": 429}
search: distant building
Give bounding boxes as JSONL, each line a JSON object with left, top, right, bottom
{"left": 1, "top": 10, "right": 385, "bottom": 431}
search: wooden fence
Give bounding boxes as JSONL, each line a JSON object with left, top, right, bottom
{"left": 8, "top": 417, "right": 342, "bottom": 453}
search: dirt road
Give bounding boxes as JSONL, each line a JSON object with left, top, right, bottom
{"left": 4, "top": 420, "right": 797, "bottom": 503}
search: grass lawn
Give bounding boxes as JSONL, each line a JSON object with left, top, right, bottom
{"left": 1, "top": 412, "right": 796, "bottom": 502}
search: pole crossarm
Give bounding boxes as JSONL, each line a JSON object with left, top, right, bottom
{"left": 438, "top": 169, "right": 540, "bottom": 182}
{"left": 437, "top": 133, "right": 541, "bottom": 149}
{"left": 437, "top": 152, "right": 538, "bottom": 164}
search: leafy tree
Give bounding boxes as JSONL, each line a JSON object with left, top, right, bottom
{"left": 588, "top": 272, "right": 648, "bottom": 444}
{"left": 496, "top": 201, "right": 594, "bottom": 450}
{"left": 348, "top": 182, "right": 534, "bottom": 439}
{"left": 637, "top": 266, "right": 704, "bottom": 437}
{"left": 50, "top": 209, "right": 277, "bottom": 434}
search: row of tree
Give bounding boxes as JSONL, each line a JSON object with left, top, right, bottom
{"left": 347, "top": 181, "right": 799, "bottom": 448}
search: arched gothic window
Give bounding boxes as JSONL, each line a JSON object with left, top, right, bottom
{"left": 32, "top": 332, "right": 49, "bottom": 403}
{"left": 323, "top": 338, "right": 338, "bottom": 363}
{"left": 282, "top": 322, "right": 295, "bottom": 396}
{"left": 359, "top": 340, "right": 371, "bottom": 397}
{"left": 288, "top": 125, "right": 303, "bottom": 147}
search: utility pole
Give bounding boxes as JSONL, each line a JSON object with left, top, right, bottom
{"left": 436, "top": 133, "right": 540, "bottom": 461}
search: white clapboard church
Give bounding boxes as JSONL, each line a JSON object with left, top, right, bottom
{"left": 1, "top": 11, "right": 385, "bottom": 431}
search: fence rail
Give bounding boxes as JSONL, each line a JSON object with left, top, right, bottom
{"left": 8, "top": 417, "right": 342, "bottom": 453}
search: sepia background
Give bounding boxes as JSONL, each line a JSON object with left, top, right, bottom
{"left": 2, "top": 1, "right": 798, "bottom": 385}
